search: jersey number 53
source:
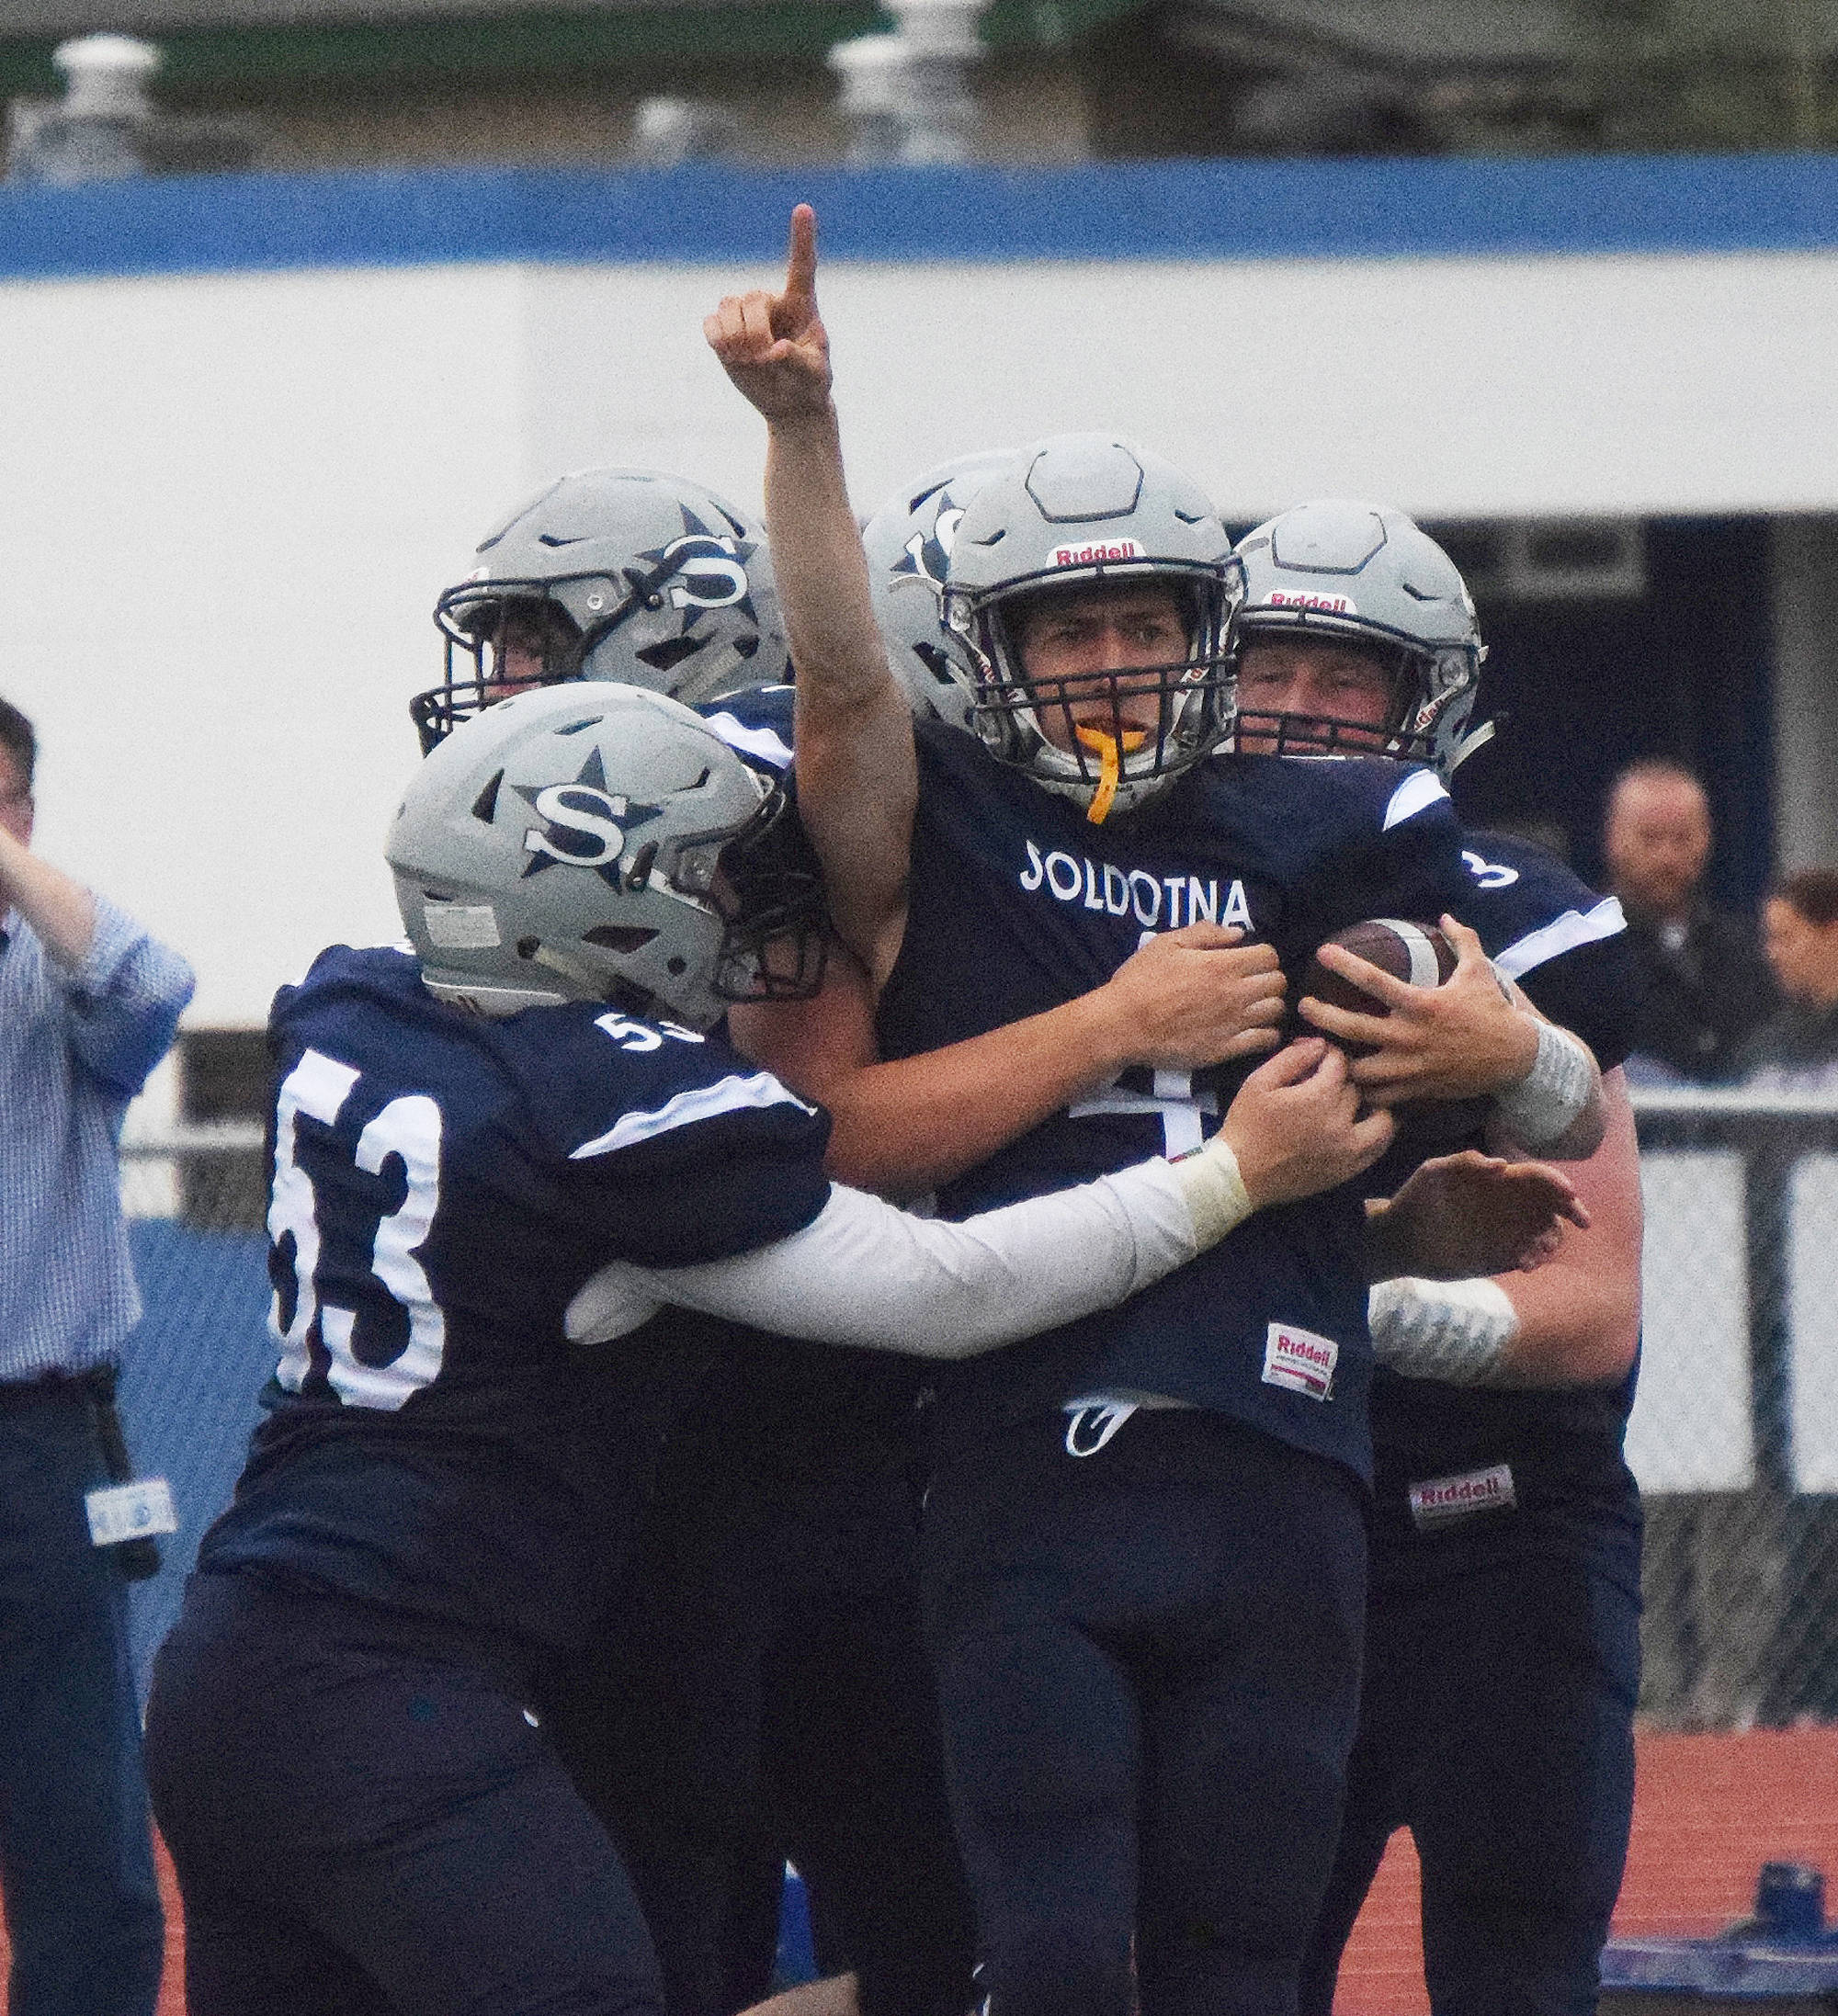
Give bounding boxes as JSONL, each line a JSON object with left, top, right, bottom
{"left": 267, "top": 1048, "right": 447, "bottom": 1411}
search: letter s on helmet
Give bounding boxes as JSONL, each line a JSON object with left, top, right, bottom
{"left": 388, "top": 683, "right": 824, "bottom": 1028}
{"left": 862, "top": 449, "right": 1020, "bottom": 731}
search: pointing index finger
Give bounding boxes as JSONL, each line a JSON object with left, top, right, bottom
{"left": 784, "top": 203, "right": 819, "bottom": 306}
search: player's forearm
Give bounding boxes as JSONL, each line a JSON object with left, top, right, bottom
{"left": 766, "top": 409, "right": 888, "bottom": 715}
{"left": 1374, "top": 1069, "right": 1640, "bottom": 1387}
{"left": 1491, "top": 1256, "right": 1639, "bottom": 1384}
{"left": 569, "top": 1154, "right": 1213, "bottom": 1358}
{"left": 1490, "top": 1068, "right": 1639, "bottom": 1380}
{"left": 746, "top": 989, "right": 1136, "bottom": 1200}
{"left": 1488, "top": 1029, "right": 1605, "bottom": 1161}
{"left": 766, "top": 408, "right": 918, "bottom": 979}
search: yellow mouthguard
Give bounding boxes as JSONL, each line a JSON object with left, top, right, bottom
{"left": 1075, "top": 725, "right": 1147, "bottom": 825}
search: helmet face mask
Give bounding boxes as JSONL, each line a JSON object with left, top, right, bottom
{"left": 1231, "top": 502, "right": 1486, "bottom": 777}
{"left": 389, "top": 683, "right": 826, "bottom": 1028}
{"left": 703, "top": 787, "right": 828, "bottom": 1007}
{"left": 414, "top": 470, "right": 789, "bottom": 755}
{"left": 953, "top": 567, "right": 1238, "bottom": 815}
{"left": 937, "top": 436, "right": 1242, "bottom": 820}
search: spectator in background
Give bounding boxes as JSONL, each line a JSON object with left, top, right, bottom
{"left": 0, "top": 694, "right": 192, "bottom": 2016}
{"left": 1604, "top": 759, "right": 1776, "bottom": 1082}
{"left": 1739, "top": 868, "right": 1838, "bottom": 1092}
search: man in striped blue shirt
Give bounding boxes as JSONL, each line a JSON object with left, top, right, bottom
{"left": 0, "top": 695, "right": 192, "bottom": 2016}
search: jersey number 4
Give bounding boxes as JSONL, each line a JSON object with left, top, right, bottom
{"left": 268, "top": 1048, "right": 447, "bottom": 1411}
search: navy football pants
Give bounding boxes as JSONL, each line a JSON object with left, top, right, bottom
{"left": 1298, "top": 1549, "right": 1640, "bottom": 2016}
{"left": 922, "top": 1409, "right": 1367, "bottom": 2016}
{"left": 145, "top": 1572, "right": 663, "bottom": 2016}
{"left": 543, "top": 1361, "right": 974, "bottom": 2016}
{"left": 0, "top": 1378, "right": 165, "bottom": 2016}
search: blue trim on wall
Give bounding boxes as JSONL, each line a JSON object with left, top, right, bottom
{"left": 6, "top": 153, "right": 1838, "bottom": 281}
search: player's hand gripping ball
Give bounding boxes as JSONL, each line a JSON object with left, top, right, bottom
{"left": 1297, "top": 920, "right": 1458, "bottom": 1058}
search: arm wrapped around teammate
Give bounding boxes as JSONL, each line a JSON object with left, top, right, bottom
{"left": 570, "top": 1037, "right": 1390, "bottom": 1358}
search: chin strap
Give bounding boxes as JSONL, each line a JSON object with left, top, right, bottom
{"left": 1075, "top": 726, "right": 1147, "bottom": 825}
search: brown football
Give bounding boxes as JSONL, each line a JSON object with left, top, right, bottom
{"left": 1298, "top": 919, "right": 1458, "bottom": 1056}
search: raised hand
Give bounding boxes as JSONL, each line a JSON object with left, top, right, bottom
{"left": 704, "top": 203, "right": 833, "bottom": 421}
{"left": 1299, "top": 914, "right": 1540, "bottom": 1105}
{"left": 1367, "top": 1149, "right": 1589, "bottom": 1282}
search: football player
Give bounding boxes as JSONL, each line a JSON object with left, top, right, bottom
{"left": 414, "top": 465, "right": 943, "bottom": 2016}
{"left": 415, "top": 467, "right": 986, "bottom": 2016}
{"left": 413, "top": 466, "right": 787, "bottom": 751}
{"left": 145, "top": 680, "right": 1408, "bottom": 2016}
{"left": 708, "top": 210, "right": 1604, "bottom": 2016}
{"left": 1229, "top": 501, "right": 1645, "bottom": 2016}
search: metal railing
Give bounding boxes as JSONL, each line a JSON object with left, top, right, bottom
{"left": 1631, "top": 1086, "right": 1838, "bottom": 1728}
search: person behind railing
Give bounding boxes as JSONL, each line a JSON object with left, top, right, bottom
{"left": 1604, "top": 760, "right": 1776, "bottom": 1084}
{"left": 1738, "top": 868, "right": 1838, "bottom": 1093}
{"left": 0, "top": 692, "right": 193, "bottom": 2016}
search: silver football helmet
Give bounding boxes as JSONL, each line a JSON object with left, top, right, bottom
{"left": 1232, "top": 501, "right": 1488, "bottom": 777}
{"left": 414, "top": 470, "right": 789, "bottom": 753}
{"left": 938, "top": 435, "right": 1242, "bottom": 820}
{"left": 862, "top": 449, "right": 1018, "bottom": 730}
{"left": 388, "top": 682, "right": 824, "bottom": 1027}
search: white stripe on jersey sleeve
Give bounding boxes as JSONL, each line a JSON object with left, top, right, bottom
{"left": 1381, "top": 769, "right": 1450, "bottom": 832}
{"left": 700, "top": 712, "right": 794, "bottom": 771}
{"left": 1492, "top": 897, "right": 1627, "bottom": 980}
{"left": 569, "top": 1070, "right": 816, "bottom": 1161}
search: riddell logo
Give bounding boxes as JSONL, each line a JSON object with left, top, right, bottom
{"left": 1408, "top": 1463, "right": 1516, "bottom": 1529}
{"left": 1051, "top": 539, "right": 1148, "bottom": 567}
{"left": 1262, "top": 1322, "right": 1338, "bottom": 1400}
{"left": 1266, "top": 590, "right": 1355, "bottom": 614}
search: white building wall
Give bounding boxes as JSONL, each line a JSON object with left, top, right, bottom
{"left": 5, "top": 243, "right": 1838, "bottom": 1021}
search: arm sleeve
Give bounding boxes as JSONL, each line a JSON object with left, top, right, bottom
{"left": 564, "top": 1156, "right": 1201, "bottom": 1356}
{"left": 51, "top": 898, "right": 195, "bottom": 1097}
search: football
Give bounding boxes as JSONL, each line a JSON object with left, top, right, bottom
{"left": 1298, "top": 919, "right": 1458, "bottom": 1055}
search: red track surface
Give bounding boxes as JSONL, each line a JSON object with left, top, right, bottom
{"left": 1332, "top": 1726, "right": 1838, "bottom": 2014}
{"left": 1, "top": 1727, "right": 1832, "bottom": 2012}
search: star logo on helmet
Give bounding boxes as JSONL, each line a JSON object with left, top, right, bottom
{"left": 516, "top": 745, "right": 664, "bottom": 884}
{"left": 623, "top": 504, "right": 765, "bottom": 680}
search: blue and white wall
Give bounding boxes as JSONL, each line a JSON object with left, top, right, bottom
{"left": 4, "top": 155, "right": 1838, "bottom": 1022}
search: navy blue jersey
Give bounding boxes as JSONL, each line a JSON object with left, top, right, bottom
{"left": 876, "top": 722, "right": 1481, "bottom": 1483}
{"left": 1364, "top": 833, "right": 1643, "bottom": 1585}
{"left": 700, "top": 685, "right": 796, "bottom": 777}
{"left": 198, "top": 944, "right": 833, "bottom": 1654}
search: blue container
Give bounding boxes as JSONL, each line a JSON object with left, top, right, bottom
{"left": 1601, "top": 1863, "right": 1838, "bottom": 2006}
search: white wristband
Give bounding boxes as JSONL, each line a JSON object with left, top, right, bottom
{"left": 1492, "top": 1019, "right": 1594, "bottom": 1150}
{"left": 1368, "top": 1275, "right": 1520, "bottom": 1385}
{"left": 1166, "top": 1137, "right": 1255, "bottom": 1248}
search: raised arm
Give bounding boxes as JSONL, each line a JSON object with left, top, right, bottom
{"left": 704, "top": 205, "right": 917, "bottom": 986}
{"left": 0, "top": 825, "right": 193, "bottom": 1096}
